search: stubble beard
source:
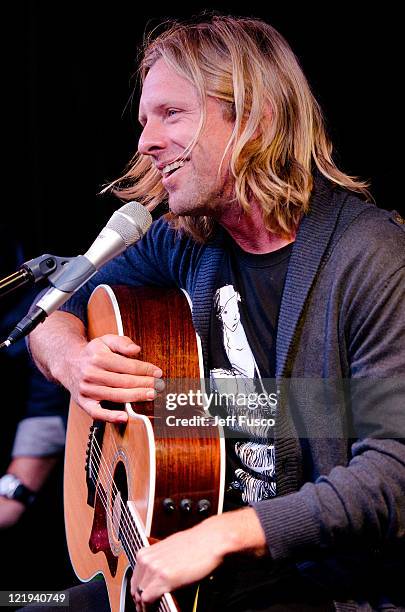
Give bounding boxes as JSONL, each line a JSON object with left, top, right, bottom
{"left": 169, "top": 167, "right": 235, "bottom": 220}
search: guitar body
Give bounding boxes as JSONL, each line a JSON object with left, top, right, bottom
{"left": 64, "top": 285, "right": 225, "bottom": 612}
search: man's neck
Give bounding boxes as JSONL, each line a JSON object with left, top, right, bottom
{"left": 218, "top": 201, "right": 295, "bottom": 254}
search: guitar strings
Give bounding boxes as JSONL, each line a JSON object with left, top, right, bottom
{"left": 95, "top": 421, "right": 176, "bottom": 612}
{"left": 88, "top": 437, "right": 146, "bottom": 555}
{"left": 86, "top": 480, "right": 173, "bottom": 612}
{"left": 88, "top": 445, "right": 172, "bottom": 612}
{"left": 88, "top": 442, "right": 140, "bottom": 563}
{"left": 87, "top": 449, "right": 172, "bottom": 612}
{"left": 87, "top": 473, "right": 136, "bottom": 567}
{"left": 92, "top": 486, "right": 172, "bottom": 612}
{"left": 94, "top": 417, "right": 161, "bottom": 561}
{"left": 89, "top": 431, "right": 148, "bottom": 556}
{"left": 87, "top": 436, "right": 173, "bottom": 612}
{"left": 91, "top": 425, "right": 177, "bottom": 612}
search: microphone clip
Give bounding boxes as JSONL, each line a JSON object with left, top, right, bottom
{"left": 0, "top": 253, "right": 75, "bottom": 299}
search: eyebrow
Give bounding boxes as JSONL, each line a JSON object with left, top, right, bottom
{"left": 138, "top": 103, "right": 172, "bottom": 126}
{"left": 138, "top": 101, "right": 194, "bottom": 126}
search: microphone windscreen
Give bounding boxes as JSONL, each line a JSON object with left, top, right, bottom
{"left": 106, "top": 201, "right": 152, "bottom": 246}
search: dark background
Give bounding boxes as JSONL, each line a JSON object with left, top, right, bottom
{"left": 3, "top": 3, "right": 403, "bottom": 261}
{"left": 1, "top": 0, "right": 402, "bottom": 597}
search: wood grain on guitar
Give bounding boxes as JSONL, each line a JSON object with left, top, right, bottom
{"left": 64, "top": 285, "right": 224, "bottom": 612}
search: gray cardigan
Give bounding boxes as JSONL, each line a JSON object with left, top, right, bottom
{"left": 62, "top": 175, "right": 405, "bottom": 608}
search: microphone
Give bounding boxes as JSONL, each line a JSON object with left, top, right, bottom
{"left": 0, "top": 201, "right": 152, "bottom": 348}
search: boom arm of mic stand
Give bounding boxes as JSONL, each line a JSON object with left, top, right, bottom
{"left": 0, "top": 254, "right": 75, "bottom": 299}
{"left": 0, "top": 268, "right": 33, "bottom": 297}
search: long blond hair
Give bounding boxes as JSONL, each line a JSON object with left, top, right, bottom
{"left": 108, "top": 15, "right": 370, "bottom": 242}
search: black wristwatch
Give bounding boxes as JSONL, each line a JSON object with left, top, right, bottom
{"left": 0, "top": 474, "right": 36, "bottom": 506}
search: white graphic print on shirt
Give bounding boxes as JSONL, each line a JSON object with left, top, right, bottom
{"left": 210, "top": 284, "right": 276, "bottom": 503}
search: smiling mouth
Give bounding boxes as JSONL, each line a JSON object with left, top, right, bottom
{"left": 162, "top": 158, "right": 190, "bottom": 179}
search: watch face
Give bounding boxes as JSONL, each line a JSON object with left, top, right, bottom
{"left": 0, "top": 474, "right": 20, "bottom": 498}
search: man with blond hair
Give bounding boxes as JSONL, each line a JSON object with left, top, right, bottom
{"left": 28, "top": 15, "right": 405, "bottom": 611}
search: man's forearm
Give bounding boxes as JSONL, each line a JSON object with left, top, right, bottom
{"left": 210, "top": 506, "right": 268, "bottom": 557}
{"left": 6, "top": 456, "right": 59, "bottom": 492}
{"left": 131, "top": 506, "right": 268, "bottom": 603}
{"left": 28, "top": 311, "right": 87, "bottom": 386}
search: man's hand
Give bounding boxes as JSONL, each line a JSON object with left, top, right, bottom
{"left": 0, "top": 497, "right": 25, "bottom": 529}
{"left": 131, "top": 507, "right": 268, "bottom": 609}
{"left": 0, "top": 456, "right": 59, "bottom": 529}
{"left": 29, "top": 312, "right": 164, "bottom": 424}
{"left": 59, "top": 334, "right": 164, "bottom": 424}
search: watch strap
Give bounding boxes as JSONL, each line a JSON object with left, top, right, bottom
{"left": 0, "top": 474, "right": 37, "bottom": 507}
{"left": 13, "top": 482, "right": 36, "bottom": 506}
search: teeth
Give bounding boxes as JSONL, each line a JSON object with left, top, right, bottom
{"left": 162, "top": 160, "right": 185, "bottom": 175}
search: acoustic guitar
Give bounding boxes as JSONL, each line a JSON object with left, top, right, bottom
{"left": 64, "top": 285, "right": 225, "bottom": 612}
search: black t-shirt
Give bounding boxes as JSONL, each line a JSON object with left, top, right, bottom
{"left": 208, "top": 236, "right": 293, "bottom": 509}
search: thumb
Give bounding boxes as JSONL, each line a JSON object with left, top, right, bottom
{"left": 80, "top": 397, "right": 128, "bottom": 423}
{"left": 99, "top": 334, "right": 141, "bottom": 356}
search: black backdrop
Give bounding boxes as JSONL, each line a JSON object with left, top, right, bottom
{"left": 1, "top": 1, "right": 402, "bottom": 595}
{"left": 3, "top": 3, "right": 403, "bottom": 261}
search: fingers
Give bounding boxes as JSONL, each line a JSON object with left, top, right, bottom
{"left": 98, "top": 335, "right": 162, "bottom": 376}
{"left": 81, "top": 368, "right": 163, "bottom": 391}
{"left": 77, "top": 377, "right": 166, "bottom": 422}
{"left": 131, "top": 548, "right": 172, "bottom": 608}
{"left": 72, "top": 335, "right": 165, "bottom": 422}
{"left": 88, "top": 336, "right": 163, "bottom": 378}
{"left": 79, "top": 383, "right": 163, "bottom": 404}
{"left": 82, "top": 335, "right": 164, "bottom": 399}
{"left": 129, "top": 521, "right": 225, "bottom": 607}
{"left": 78, "top": 397, "right": 129, "bottom": 423}
{"left": 133, "top": 585, "right": 147, "bottom": 612}
{"left": 99, "top": 334, "right": 141, "bottom": 355}
{"left": 91, "top": 352, "right": 163, "bottom": 378}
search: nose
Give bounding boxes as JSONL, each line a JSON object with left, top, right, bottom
{"left": 138, "top": 120, "right": 167, "bottom": 156}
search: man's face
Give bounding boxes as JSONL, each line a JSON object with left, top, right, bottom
{"left": 138, "top": 58, "right": 234, "bottom": 217}
{"left": 220, "top": 295, "right": 240, "bottom": 332}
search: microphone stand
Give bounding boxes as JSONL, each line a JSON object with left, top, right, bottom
{"left": 0, "top": 254, "right": 75, "bottom": 299}
{"left": 0, "top": 253, "right": 75, "bottom": 349}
